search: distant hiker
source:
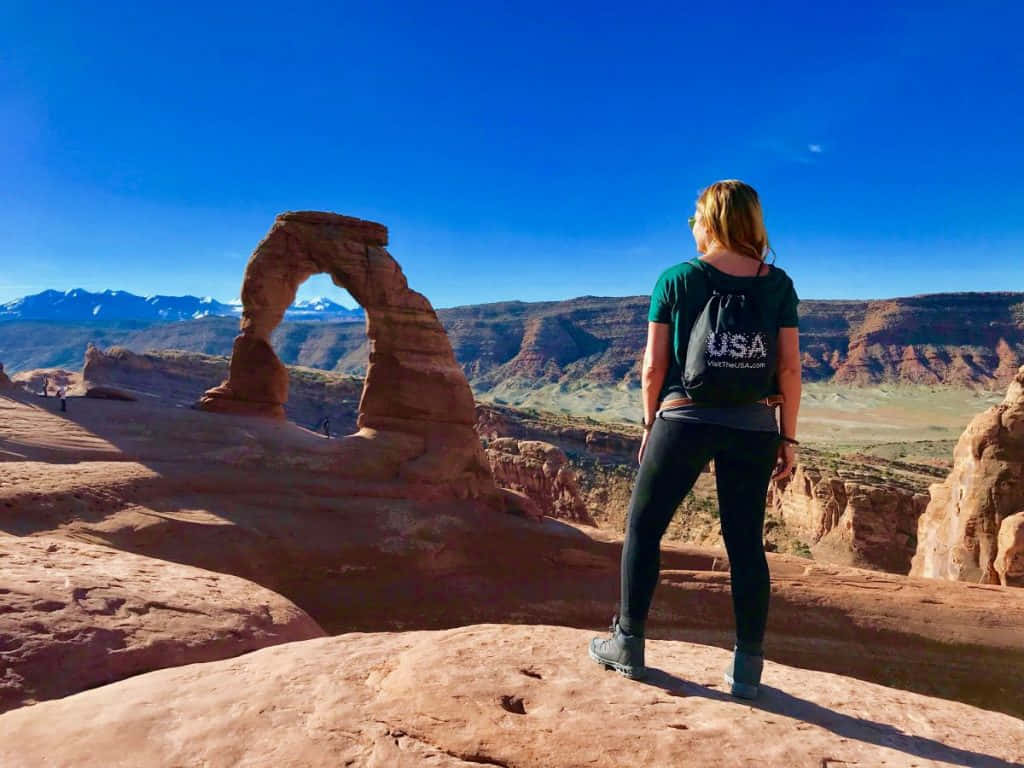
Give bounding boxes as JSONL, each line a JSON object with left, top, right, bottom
{"left": 317, "top": 416, "right": 331, "bottom": 438}
{"left": 590, "top": 180, "right": 802, "bottom": 700}
{"left": 58, "top": 385, "right": 67, "bottom": 412}
{"left": 41, "top": 375, "right": 49, "bottom": 397}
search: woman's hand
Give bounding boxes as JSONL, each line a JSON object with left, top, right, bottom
{"left": 772, "top": 441, "right": 797, "bottom": 480}
{"left": 638, "top": 429, "right": 651, "bottom": 465}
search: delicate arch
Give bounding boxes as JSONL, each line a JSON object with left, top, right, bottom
{"left": 199, "top": 211, "right": 494, "bottom": 497}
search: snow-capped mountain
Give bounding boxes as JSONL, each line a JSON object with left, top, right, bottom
{"left": 284, "top": 297, "right": 364, "bottom": 321}
{"left": 0, "top": 289, "right": 364, "bottom": 323}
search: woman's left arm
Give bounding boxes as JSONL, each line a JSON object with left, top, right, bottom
{"left": 639, "top": 322, "right": 671, "bottom": 461}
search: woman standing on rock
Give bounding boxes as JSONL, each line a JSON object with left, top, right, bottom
{"left": 589, "top": 179, "right": 802, "bottom": 699}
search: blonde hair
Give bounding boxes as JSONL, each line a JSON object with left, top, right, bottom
{"left": 695, "top": 180, "right": 769, "bottom": 262}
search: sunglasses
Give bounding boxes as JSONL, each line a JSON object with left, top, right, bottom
{"left": 687, "top": 215, "right": 697, "bottom": 230}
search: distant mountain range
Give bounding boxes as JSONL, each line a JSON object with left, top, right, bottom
{"left": 1, "top": 289, "right": 1022, "bottom": 390}
{"left": 0, "top": 289, "right": 364, "bottom": 323}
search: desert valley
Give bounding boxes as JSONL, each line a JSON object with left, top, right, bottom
{"left": 0, "top": 212, "right": 1022, "bottom": 767}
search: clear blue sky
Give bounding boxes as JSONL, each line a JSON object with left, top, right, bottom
{"left": 2, "top": 1, "right": 1022, "bottom": 309}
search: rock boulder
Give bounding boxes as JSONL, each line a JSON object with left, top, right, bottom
{"left": 995, "top": 511, "right": 1024, "bottom": 587}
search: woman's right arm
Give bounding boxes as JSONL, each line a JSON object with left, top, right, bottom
{"left": 774, "top": 326, "right": 801, "bottom": 478}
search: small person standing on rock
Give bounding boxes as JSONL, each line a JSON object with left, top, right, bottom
{"left": 41, "top": 375, "right": 49, "bottom": 398}
{"left": 58, "top": 384, "right": 67, "bottom": 412}
{"left": 589, "top": 180, "right": 802, "bottom": 700}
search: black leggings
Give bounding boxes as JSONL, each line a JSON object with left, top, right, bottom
{"left": 619, "top": 415, "right": 781, "bottom": 650}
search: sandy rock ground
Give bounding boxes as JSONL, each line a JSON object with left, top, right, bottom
{"left": 0, "top": 532, "right": 325, "bottom": 712}
{"left": 0, "top": 624, "right": 1021, "bottom": 768}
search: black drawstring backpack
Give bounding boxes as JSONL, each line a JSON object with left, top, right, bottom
{"left": 682, "top": 258, "right": 778, "bottom": 405}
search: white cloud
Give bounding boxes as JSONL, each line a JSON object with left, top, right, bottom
{"left": 808, "top": 144, "right": 823, "bottom": 153}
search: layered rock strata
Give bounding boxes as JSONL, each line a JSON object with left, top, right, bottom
{"left": 911, "top": 365, "right": 1024, "bottom": 584}
{"left": 198, "top": 212, "right": 495, "bottom": 500}
{"left": 0, "top": 534, "right": 324, "bottom": 713}
{"left": 484, "top": 437, "right": 594, "bottom": 524}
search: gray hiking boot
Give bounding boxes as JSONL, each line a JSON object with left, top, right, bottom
{"left": 724, "top": 646, "right": 764, "bottom": 699}
{"left": 588, "top": 615, "right": 646, "bottom": 680}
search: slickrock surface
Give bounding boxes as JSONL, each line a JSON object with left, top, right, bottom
{"left": 911, "top": 365, "right": 1024, "bottom": 584}
{"left": 0, "top": 625, "right": 1021, "bottom": 768}
{"left": 83, "top": 345, "right": 362, "bottom": 433}
{"left": 0, "top": 533, "right": 324, "bottom": 713}
{"left": 4, "top": 394, "right": 1024, "bottom": 718}
{"left": 485, "top": 437, "right": 594, "bottom": 524}
{"left": 199, "top": 211, "right": 495, "bottom": 501}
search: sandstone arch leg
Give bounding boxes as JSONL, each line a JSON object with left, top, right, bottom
{"left": 198, "top": 211, "right": 496, "bottom": 501}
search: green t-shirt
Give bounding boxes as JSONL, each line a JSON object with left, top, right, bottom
{"left": 648, "top": 256, "right": 800, "bottom": 403}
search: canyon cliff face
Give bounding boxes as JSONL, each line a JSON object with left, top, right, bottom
{"left": 475, "top": 403, "right": 638, "bottom": 465}
{"left": 442, "top": 291, "right": 1024, "bottom": 390}
{"left": 911, "top": 365, "right": 1024, "bottom": 585}
{"left": 827, "top": 293, "right": 1023, "bottom": 387}
{"left": 484, "top": 437, "right": 594, "bottom": 525}
{"left": 768, "top": 462, "right": 930, "bottom": 574}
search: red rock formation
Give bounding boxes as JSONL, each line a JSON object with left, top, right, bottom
{"left": 0, "top": 534, "right": 324, "bottom": 713}
{"left": 485, "top": 437, "right": 595, "bottom": 524}
{"left": 3, "top": 625, "right": 1023, "bottom": 768}
{"left": 995, "top": 511, "right": 1024, "bottom": 587}
{"left": 995, "top": 337, "right": 1022, "bottom": 381}
{"left": 911, "top": 365, "right": 1024, "bottom": 584}
{"left": 768, "top": 463, "right": 928, "bottom": 573}
{"left": 199, "top": 212, "right": 495, "bottom": 500}
{"left": 0, "top": 362, "right": 12, "bottom": 389}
